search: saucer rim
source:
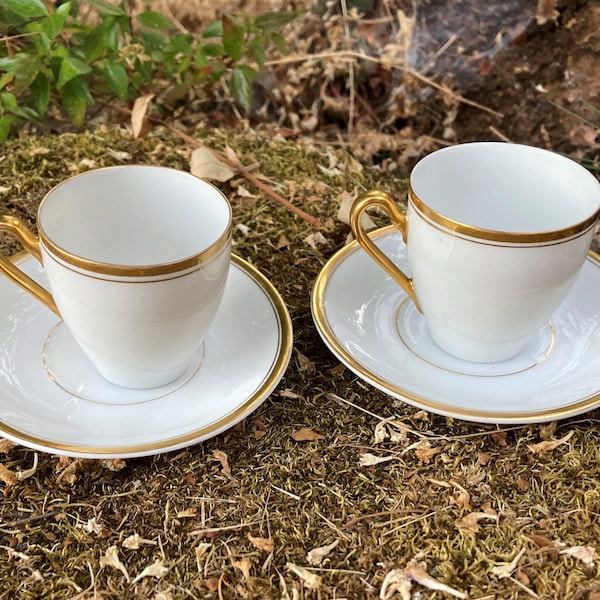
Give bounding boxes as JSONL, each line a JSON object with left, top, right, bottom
{"left": 0, "top": 252, "right": 293, "bottom": 457}
{"left": 311, "top": 224, "right": 600, "bottom": 423}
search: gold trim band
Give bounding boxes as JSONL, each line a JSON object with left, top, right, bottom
{"left": 408, "top": 183, "right": 600, "bottom": 244}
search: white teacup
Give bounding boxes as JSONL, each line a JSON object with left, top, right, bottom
{"left": 0, "top": 165, "right": 232, "bottom": 389}
{"left": 351, "top": 142, "right": 600, "bottom": 363}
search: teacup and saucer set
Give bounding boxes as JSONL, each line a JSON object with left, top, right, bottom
{"left": 0, "top": 143, "right": 599, "bottom": 459}
{"left": 0, "top": 167, "right": 292, "bottom": 458}
{"left": 312, "top": 143, "right": 600, "bottom": 424}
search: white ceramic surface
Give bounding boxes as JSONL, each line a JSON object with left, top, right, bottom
{"left": 1, "top": 166, "right": 233, "bottom": 389}
{"left": 0, "top": 253, "right": 292, "bottom": 458}
{"left": 351, "top": 143, "right": 600, "bottom": 363}
{"left": 311, "top": 227, "right": 600, "bottom": 424}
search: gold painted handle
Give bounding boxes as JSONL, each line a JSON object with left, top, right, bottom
{"left": 350, "top": 190, "right": 421, "bottom": 311}
{"left": 0, "top": 215, "right": 59, "bottom": 316}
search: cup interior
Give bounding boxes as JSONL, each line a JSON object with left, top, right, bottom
{"left": 39, "top": 166, "right": 231, "bottom": 267}
{"left": 410, "top": 143, "right": 600, "bottom": 233}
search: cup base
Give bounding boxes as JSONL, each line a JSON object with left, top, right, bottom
{"left": 43, "top": 321, "right": 205, "bottom": 403}
{"left": 395, "top": 299, "right": 555, "bottom": 374}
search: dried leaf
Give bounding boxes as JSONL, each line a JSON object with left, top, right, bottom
{"left": 85, "top": 516, "right": 105, "bottom": 536}
{"left": 405, "top": 561, "right": 467, "bottom": 599}
{"left": 0, "top": 439, "right": 17, "bottom": 453}
{"left": 455, "top": 511, "right": 498, "bottom": 533}
{"left": 373, "top": 421, "right": 389, "bottom": 444}
{"left": 55, "top": 459, "right": 80, "bottom": 485}
{"left": 101, "top": 458, "right": 126, "bottom": 471}
{"left": 536, "top": 0, "right": 559, "bottom": 24}
{"left": 527, "top": 534, "right": 559, "bottom": 561}
{"left": 211, "top": 450, "right": 232, "bottom": 479}
{"left": 132, "top": 559, "right": 169, "bottom": 583}
{"left": 291, "top": 428, "right": 324, "bottom": 442}
{"left": 195, "top": 543, "right": 212, "bottom": 572}
{"left": 248, "top": 534, "right": 275, "bottom": 553}
{"left": 569, "top": 124, "right": 598, "bottom": 147}
{"left": 122, "top": 533, "right": 157, "bottom": 549}
{"left": 100, "top": 546, "right": 130, "bottom": 582}
{"left": 190, "top": 147, "right": 235, "bottom": 182}
{"left": 337, "top": 190, "right": 377, "bottom": 228}
{"left": 560, "top": 545, "right": 596, "bottom": 566}
{"left": 307, "top": 539, "right": 338, "bottom": 565}
{"left": 414, "top": 441, "right": 441, "bottom": 463}
{"left": 233, "top": 557, "right": 252, "bottom": 581}
{"left": 286, "top": 562, "right": 322, "bottom": 589}
{"left": 295, "top": 351, "right": 315, "bottom": 374}
{"left": 277, "top": 234, "right": 290, "bottom": 250}
{"left": 131, "top": 93, "right": 154, "bottom": 139}
{"left": 303, "top": 231, "right": 328, "bottom": 249}
{"left": 491, "top": 548, "right": 525, "bottom": 578}
{"left": 177, "top": 508, "right": 197, "bottom": 518}
{"left": 380, "top": 568, "right": 411, "bottom": 600}
{"left": 358, "top": 452, "right": 395, "bottom": 467}
{"left": 528, "top": 430, "right": 575, "bottom": 454}
{"left": 490, "top": 431, "right": 508, "bottom": 446}
{"left": 0, "top": 463, "right": 18, "bottom": 486}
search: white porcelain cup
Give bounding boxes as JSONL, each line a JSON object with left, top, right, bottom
{"left": 350, "top": 142, "right": 600, "bottom": 363}
{"left": 0, "top": 165, "right": 232, "bottom": 389}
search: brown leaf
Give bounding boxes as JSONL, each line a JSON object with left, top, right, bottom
{"left": 516, "top": 476, "right": 529, "bottom": 491}
{"left": 527, "top": 534, "right": 559, "bottom": 562}
{"left": 131, "top": 93, "right": 154, "bottom": 139}
{"left": 190, "top": 147, "right": 235, "bottom": 182}
{"left": 455, "top": 511, "right": 497, "bottom": 533}
{"left": 233, "top": 557, "right": 252, "bottom": 581}
{"left": 248, "top": 534, "right": 275, "bottom": 553}
{"left": 201, "top": 577, "right": 221, "bottom": 591}
{"left": 0, "top": 439, "right": 17, "bottom": 453}
{"left": 101, "top": 458, "right": 126, "bottom": 472}
{"left": 490, "top": 431, "right": 508, "bottom": 446}
{"left": 291, "top": 428, "right": 324, "bottom": 442}
{"left": 477, "top": 451, "right": 493, "bottom": 465}
{"left": 528, "top": 430, "right": 574, "bottom": 454}
{"left": 211, "top": 450, "right": 232, "bottom": 479}
{"left": 569, "top": 124, "right": 598, "bottom": 147}
{"left": 0, "top": 464, "right": 18, "bottom": 486}
{"left": 414, "top": 441, "right": 441, "bottom": 463}
{"left": 177, "top": 508, "right": 197, "bottom": 519}
{"left": 277, "top": 234, "right": 290, "bottom": 250}
{"left": 295, "top": 350, "right": 315, "bottom": 375}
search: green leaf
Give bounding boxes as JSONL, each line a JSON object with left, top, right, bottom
{"left": 250, "top": 38, "right": 266, "bottom": 68}
{"left": 136, "top": 10, "right": 175, "bottom": 29}
{"left": 84, "top": 0, "right": 126, "bottom": 17}
{"left": 222, "top": 14, "right": 244, "bottom": 61}
{"left": 0, "top": 72, "right": 14, "bottom": 90}
{"left": 202, "top": 43, "right": 223, "bottom": 58}
{"left": 0, "top": 116, "right": 11, "bottom": 143}
{"left": 230, "top": 66, "right": 251, "bottom": 113}
{"left": 255, "top": 11, "right": 299, "bottom": 31}
{"left": 139, "top": 28, "right": 167, "bottom": 49}
{"left": 59, "top": 76, "right": 91, "bottom": 125}
{"left": 13, "top": 55, "right": 38, "bottom": 94}
{"left": 40, "top": 11, "right": 68, "bottom": 39}
{"left": 2, "top": 0, "right": 48, "bottom": 18}
{"left": 104, "top": 60, "right": 128, "bottom": 101}
{"left": 57, "top": 56, "right": 92, "bottom": 88}
{"left": 83, "top": 19, "right": 118, "bottom": 62}
{"left": 0, "top": 92, "right": 18, "bottom": 112}
{"left": 269, "top": 31, "right": 288, "bottom": 54}
{"left": 0, "top": 56, "right": 23, "bottom": 73}
{"left": 30, "top": 72, "right": 49, "bottom": 115}
{"left": 202, "top": 19, "right": 222, "bottom": 38}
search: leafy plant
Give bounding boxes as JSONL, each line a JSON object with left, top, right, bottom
{"left": 0, "top": 0, "right": 298, "bottom": 141}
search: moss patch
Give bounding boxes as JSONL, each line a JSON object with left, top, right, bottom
{"left": 0, "top": 127, "right": 598, "bottom": 599}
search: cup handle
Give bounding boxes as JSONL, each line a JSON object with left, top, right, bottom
{"left": 0, "top": 215, "right": 59, "bottom": 316}
{"left": 350, "top": 190, "right": 421, "bottom": 312}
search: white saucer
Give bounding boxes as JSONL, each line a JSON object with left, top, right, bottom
{"left": 0, "top": 254, "right": 292, "bottom": 457}
{"left": 311, "top": 225, "right": 600, "bottom": 424}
